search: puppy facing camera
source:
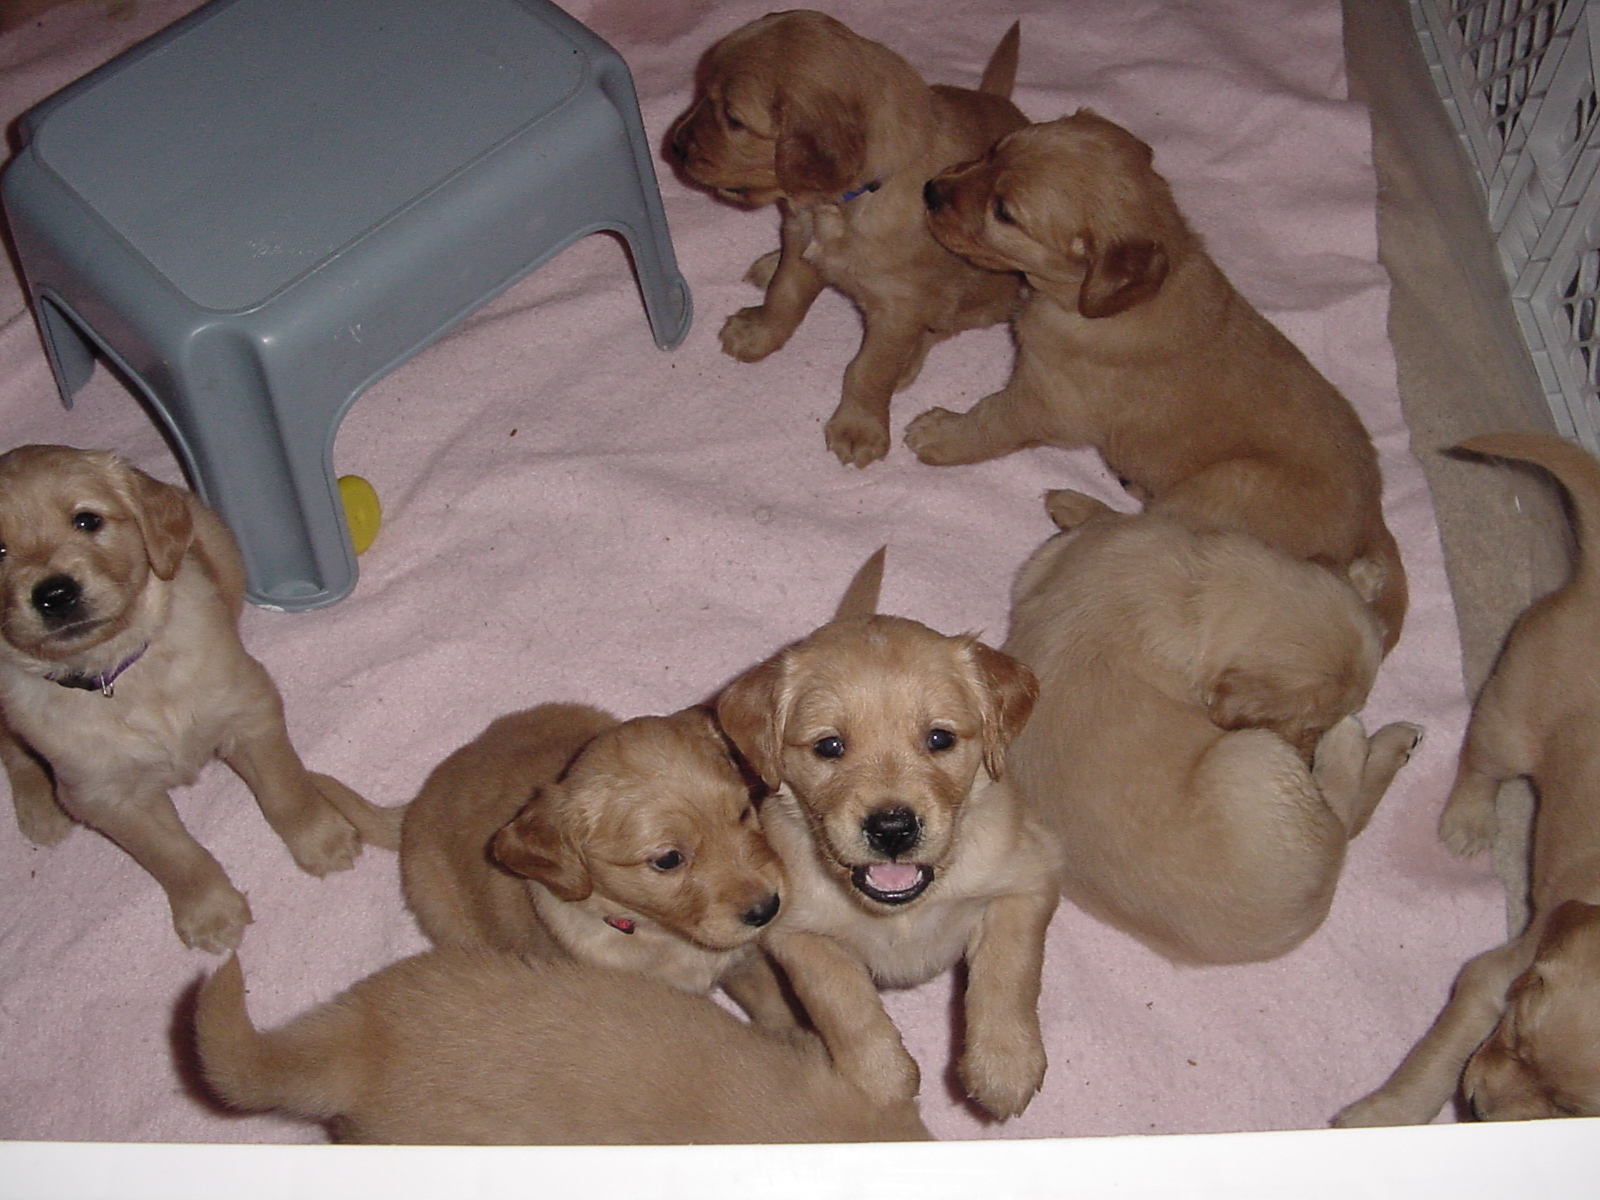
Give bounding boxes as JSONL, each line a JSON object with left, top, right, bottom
{"left": 0, "top": 445, "right": 398, "bottom": 952}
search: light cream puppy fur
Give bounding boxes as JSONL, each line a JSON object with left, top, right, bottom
{"left": 717, "top": 550, "right": 1061, "bottom": 1120}
{"left": 667, "top": 10, "right": 1025, "bottom": 467}
{"left": 1336, "top": 433, "right": 1600, "bottom": 1126}
{"left": 0, "top": 446, "right": 396, "bottom": 952}
{"left": 401, "top": 703, "right": 790, "bottom": 1024}
{"left": 1005, "top": 490, "right": 1420, "bottom": 964}
{"left": 909, "top": 110, "right": 1407, "bottom": 650}
{"left": 195, "top": 949, "right": 930, "bottom": 1145}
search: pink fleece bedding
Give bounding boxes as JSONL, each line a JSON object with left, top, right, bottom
{"left": 0, "top": 0, "right": 1504, "bottom": 1143}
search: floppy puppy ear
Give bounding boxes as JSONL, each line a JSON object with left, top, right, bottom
{"left": 490, "top": 788, "right": 592, "bottom": 902}
{"left": 964, "top": 640, "right": 1038, "bottom": 778}
{"left": 1077, "top": 233, "right": 1168, "bottom": 319}
{"left": 716, "top": 656, "right": 788, "bottom": 790}
{"left": 774, "top": 89, "right": 868, "bottom": 198}
{"left": 110, "top": 460, "right": 194, "bottom": 581}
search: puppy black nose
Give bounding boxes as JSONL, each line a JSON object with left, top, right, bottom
{"left": 863, "top": 806, "right": 921, "bottom": 857}
{"left": 741, "top": 892, "right": 781, "bottom": 928}
{"left": 923, "top": 179, "right": 946, "bottom": 213}
{"left": 31, "top": 575, "right": 84, "bottom": 624}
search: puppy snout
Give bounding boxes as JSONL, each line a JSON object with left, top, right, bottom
{"left": 31, "top": 574, "right": 85, "bottom": 625}
{"left": 862, "top": 806, "right": 921, "bottom": 858}
{"left": 741, "top": 892, "right": 781, "bottom": 928}
{"left": 923, "top": 178, "right": 947, "bottom": 213}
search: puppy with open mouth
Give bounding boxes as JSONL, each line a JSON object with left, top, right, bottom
{"left": 717, "top": 550, "right": 1061, "bottom": 1119}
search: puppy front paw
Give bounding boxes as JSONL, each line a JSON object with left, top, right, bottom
{"left": 904, "top": 407, "right": 975, "bottom": 465}
{"left": 1438, "top": 771, "right": 1498, "bottom": 857}
{"left": 173, "top": 883, "right": 253, "bottom": 954}
{"left": 837, "top": 1035, "right": 921, "bottom": 1108}
{"left": 824, "top": 408, "right": 891, "bottom": 467}
{"left": 14, "top": 791, "right": 75, "bottom": 846}
{"left": 720, "top": 306, "right": 792, "bottom": 362}
{"left": 279, "top": 803, "right": 362, "bottom": 877}
{"left": 960, "top": 1026, "right": 1047, "bottom": 1120}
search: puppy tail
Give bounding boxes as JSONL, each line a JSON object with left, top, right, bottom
{"left": 979, "top": 21, "right": 1021, "bottom": 97}
{"left": 835, "top": 546, "right": 886, "bottom": 620}
{"left": 309, "top": 772, "right": 405, "bottom": 851}
{"left": 194, "top": 955, "right": 358, "bottom": 1122}
{"left": 1454, "top": 432, "right": 1600, "bottom": 593}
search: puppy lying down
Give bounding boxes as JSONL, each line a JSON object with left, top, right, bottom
{"left": 0, "top": 446, "right": 397, "bottom": 952}
{"left": 667, "top": 10, "right": 1026, "bottom": 467}
{"left": 401, "top": 704, "right": 790, "bottom": 1025}
{"left": 717, "top": 550, "right": 1061, "bottom": 1120}
{"left": 1337, "top": 433, "right": 1600, "bottom": 1125}
{"left": 1005, "top": 491, "right": 1420, "bottom": 964}
{"left": 910, "top": 110, "right": 1408, "bottom": 650}
{"left": 195, "top": 949, "right": 930, "bottom": 1145}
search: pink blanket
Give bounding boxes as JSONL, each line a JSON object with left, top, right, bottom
{"left": 0, "top": 0, "right": 1503, "bottom": 1142}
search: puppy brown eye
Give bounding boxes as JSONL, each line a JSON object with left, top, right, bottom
{"left": 651, "top": 850, "right": 685, "bottom": 871}
{"left": 813, "top": 736, "right": 845, "bottom": 759}
{"left": 72, "top": 511, "right": 103, "bottom": 533}
{"left": 993, "top": 196, "right": 1015, "bottom": 225}
{"left": 722, "top": 106, "right": 744, "bottom": 131}
{"left": 927, "top": 728, "right": 956, "bottom": 752}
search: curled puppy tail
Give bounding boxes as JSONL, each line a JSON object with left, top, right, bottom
{"left": 195, "top": 955, "right": 358, "bottom": 1122}
{"left": 309, "top": 772, "right": 404, "bottom": 851}
{"left": 979, "top": 21, "right": 1020, "bottom": 97}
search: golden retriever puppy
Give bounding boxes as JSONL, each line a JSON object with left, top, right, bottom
{"left": 909, "top": 111, "right": 1408, "bottom": 650}
{"left": 194, "top": 949, "right": 930, "bottom": 1144}
{"left": 1336, "top": 433, "right": 1600, "bottom": 1125}
{"left": 1006, "top": 490, "right": 1419, "bottom": 965}
{"left": 666, "top": 10, "right": 1026, "bottom": 467}
{"left": 0, "top": 446, "right": 397, "bottom": 952}
{"left": 716, "top": 550, "right": 1061, "bottom": 1119}
{"left": 400, "top": 703, "right": 790, "bottom": 1024}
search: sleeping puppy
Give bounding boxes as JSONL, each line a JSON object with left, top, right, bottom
{"left": 1336, "top": 433, "right": 1600, "bottom": 1125}
{"left": 194, "top": 949, "right": 930, "bottom": 1144}
{"left": 401, "top": 703, "right": 791, "bottom": 1025}
{"left": 0, "top": 446, "right": 397, "bottom": 952}
{"left": 666, "top": 11, "right": 1026, "bottom": 467}
{"left": 908, "top": 110, "right": 1408, "bottom": 650}
{"left": 716, "top": 550, "right": 1061, "bottom": 1119}
{"left": 1006, "top": 490, "right": 1419, "bottom": 965}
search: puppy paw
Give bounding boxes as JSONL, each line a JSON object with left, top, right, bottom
{"left": 1043, "top": 489, "right": 1112, "bottom": 531}
{"left": 720, "top": 306, "right": 791, "bottom": 362}
{"left": 1330, "top": 1090, "right": 1422, "bottom": 1129}
{"left": 173, "top": 883, "right": 253, "bottom": 954}
{"left": 279, "top": 804, "right": 362, "bottom": 877}
{"left": 825, "top": 409, "right": 890, "bottom": 467}
{"left": 1438, "top": 771, "right": 1498, "bottom": 857}
{"left": 960, "top": 1028, "right": 1047, "bottom": 1120}
{"left": 838, "top": 1036, "right": 921, "bottom": 1108}
{"left": 743, "top": 250, "right": 781, "bottom": 289}
{"left": 14, "top": 792, "right": 75, "bottom": 846}
{"left": 903, "top": 407, "right": 974, "bottom": 465}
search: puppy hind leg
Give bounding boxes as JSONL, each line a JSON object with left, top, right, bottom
{"left": 1, "top": 725, "right": 72, "bottom": 846}
{"left": 1312, "top": 717, "right": 1421, "bottom": 838}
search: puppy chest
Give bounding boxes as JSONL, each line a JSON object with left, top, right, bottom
{"left": 854, "top": 900, "right": 985, "bottom": 988}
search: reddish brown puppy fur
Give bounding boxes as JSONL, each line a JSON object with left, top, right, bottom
{"left": 0, "top": 446, "right": 396, "bottom": 952}
{"left": 195, "top": 950, "right": 930, "bottom": 1145}
{"left": 401, "top": 704, "right": 791, "bottom": 1025}
{"left": 1337, "top": 433, "right": 1600, "bottom": 1125}
{"left": 667, "top": 10, "right": 1026, "bottom": 466}
{"left": 909, "top": 111, "right": 1407, "bottom": 650}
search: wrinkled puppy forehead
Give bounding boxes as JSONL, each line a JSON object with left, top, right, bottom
{"left": 781, "top": 616, "right": 988, "bottom": 733}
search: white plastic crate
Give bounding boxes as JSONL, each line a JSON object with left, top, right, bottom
{"left": 1410, "top": 0, "right": 1600, "bottom": 450}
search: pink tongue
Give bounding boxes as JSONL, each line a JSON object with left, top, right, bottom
{"left": 866, "top": 863, "right": 922, "bottom": 893}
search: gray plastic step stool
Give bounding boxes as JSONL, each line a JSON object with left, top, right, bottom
{"left": 2, "top": 0, "right": 692, "bottom": 611}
